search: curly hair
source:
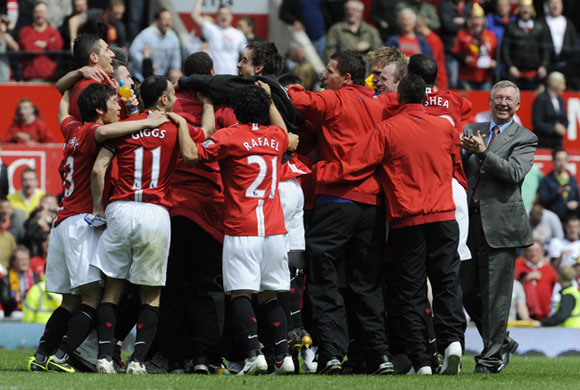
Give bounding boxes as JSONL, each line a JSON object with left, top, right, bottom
{"left": 183, "top": 52, "right": 214, "bottom": 76}
{"left": 231, "top": 85, "right": 272, "bottom": 125}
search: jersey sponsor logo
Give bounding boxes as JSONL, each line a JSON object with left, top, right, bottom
{"left": 243, "top": 137, "right": 280, "bottom": 152}
{"left": 131, "top": 128, "right": 166, "bottom": 140}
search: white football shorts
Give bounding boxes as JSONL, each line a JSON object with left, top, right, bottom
{"left": 93, "top": 201, "right": 171, "bottom": 286}
{"left": 278, "top": 178, "right": 305, "bottom": 252}
{"left": 45, "top": 214, "right": 102, "bottom": 294}
{"left": 452, "top": 178, "right": 472, "bottom": 261}
{"left": 222, "top": 234, "right": 290, "bottom": 293}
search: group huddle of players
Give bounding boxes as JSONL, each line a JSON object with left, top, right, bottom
{"left": 25, "top": 33, "right": 477, "bottom": 376}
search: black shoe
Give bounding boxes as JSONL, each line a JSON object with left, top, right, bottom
{"left": 318, "top": 357, "right": 342, "bottom": 375}
{"left": 368, "top": 355, "right": 394, "bottom": 375}
{"left": 392, "top": 354, "right": 413, "bottom": 375}
{"left": 473, "top": 365, "right": 494, "bottom": 374}
{"left": 192, "top": 356, "right": 209, "bottom": 374}
{"left": 499, "top": 334, "right": 519, "bottom": 372}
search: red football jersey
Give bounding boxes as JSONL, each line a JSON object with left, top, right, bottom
{"left": 107, "top": 111, "right": 182, "bottom": 207}
{"left": 197, "top": 123, "right": 288, "bottom": 237}
{"left": 54, "top": 117, "right": 101, "bottom": 226}
{"left": 70, "top": 77, "right": 116, "bottom": 121}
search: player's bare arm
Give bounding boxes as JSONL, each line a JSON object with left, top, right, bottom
{"left": 197, "top": 93, "right": 216, "bottom": 138}
{"left": 95, "top": 111, "right": 169, "bottom": 143}
{"left": 288, "top": 133, "right": 299, "bottom": 152}
{"left": 56, "top": 66, "right": 112, "bottom": 94}
{"left": 58, "top": 90, "right": 72, "bottom": 124}
{"left": 90, "top": 147, "right": 114, "bottom": 218}
{"left": 191, "top": 0, "right": 207, "bottom": 29}
{"left": 167, "top": 112, "right": 199, "bottom": 165}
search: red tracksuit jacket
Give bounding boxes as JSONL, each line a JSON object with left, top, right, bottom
{"left": 315, "top": 104, "right": 458, "bottom": 228}
{"left": 288, "top": 84, "right": 386, "bottom": 205}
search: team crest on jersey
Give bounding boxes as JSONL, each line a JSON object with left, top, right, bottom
{"left": 66, "top": 136, "right": 79, "bottom": 151}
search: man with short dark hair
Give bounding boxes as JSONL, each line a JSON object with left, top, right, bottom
{"left": 27, "top": 83, "right": 168, "bottom": 373}
{"left": 288, "top": 50, "right": 392, "bottom": 375}
{"left": 8, "top": 168, "right": 46, "bottom": 218}
{"left": 315, "top": 73, "right": 466, "bottom": 375}
{"left": 91, "top": 76, "right": 213, "bottom": 374}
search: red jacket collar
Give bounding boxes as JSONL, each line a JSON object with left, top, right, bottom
{"left": 341, "top": 84, "right": 375, "bottom": 97}
{"left": 398, "top": 104, "right": 427, "bottom": 115}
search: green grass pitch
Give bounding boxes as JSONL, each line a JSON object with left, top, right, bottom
{"left": 1, "top": 349, "right": 579, "bottom": 389}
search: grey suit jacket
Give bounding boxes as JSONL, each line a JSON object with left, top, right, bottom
{"left": 463, "top": 120, "right": 538, "bottom": 249}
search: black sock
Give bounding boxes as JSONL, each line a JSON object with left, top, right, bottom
{"left": 278, "top": 291, "right": 294, "bottom": 331}
{"left": 260, "top": 298, "right": 288, "bottom": 356}
{"left": 97, "top": 302, "right": 118, "bottom": 359}
{"left": 131, "top": 304, "right": 160, "bottom": 363}
{"left": 114, "top": 292, "right": 141, "bottom": 341}
{"left": 289, "top": 274, "right": 304, "bottom": 330}
{"left": 36, "top": 307, "right": 72, "bottom": 359}
{"left": 231, "top": 296, "right": 260, "bottom": 355}
{"left": 55, "top": 304, "right": 96, "bottom": 360}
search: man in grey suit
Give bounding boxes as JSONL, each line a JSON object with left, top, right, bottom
{"left": 461, "top": 80, "right": 537, "bottom": 374}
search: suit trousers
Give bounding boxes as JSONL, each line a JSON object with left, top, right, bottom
{"left": 389, "top": 220, "right": 465, "bottom": 369}
{"left": 158, "top": 216, "right": 225, "bottom": 363}
{"left": 461, "top": 212, "right": 516, "bottom": 370}
{"left": 306, "top": 201, "right": 388, "bottom": 367}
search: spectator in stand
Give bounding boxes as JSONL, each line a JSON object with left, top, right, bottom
{"left": 0, "top": 14, "right": 19, "bottom": 82}
{"left": 548, "top": 214, "right": 580, "bottom": 268}
{"left": 129, "top": 8, "right": 181, "bottom": 82}
{"left": 451, "top": 4, "right": 498, "bottom": 90}
{"left": 532, "top": 71, "right": 568, "bottom": 148}
{"left": 487, "top": 0, "right": 516, "bottom": 46}
{"left": 324, "top": 1, "right": 382, "bottom": 64}
{"left": 538, "top": 147, "right": 579, "bottom": 222}
{"left": 0, "top": 246, "right": 40, "bottom": 319}
{"left": 543, "top": 0, "right": 579, "bottom": 89}
{"left": 15, "top": 0, "right": 71, "bottom": 36}
{"left": 237, "top": 16, "right": 264, "bottom": 44}
{"left": 18, "top": 1, "right": 64, "bottom": 81}
{"left": 370, "top": 0, "right": 401, "bottom": 41}
{"left": 191, "top": 0, "right": 246, "bottom": 75}
{"left": 515, "top": 242, "right": 558, "bottom": 320}
{"left": 59, "top": 0, "right": 88, "bottom": 51}
{"left": 440, "top": 0, "right": 473, "bottom": 88}
{"left": 533, "top": 266, "right": 580, "bottom": 327}
{"left": 280, "top": 0, "right": 327, "bottom": 59}
{"left": 7, "top": 168, "right": 46, "bottom": 218}
{"left": 0, "top": 196, "right": 26, "bottom": 245}
{"left": 501, "top": 0, "right": 550, "bottom": 90}
{"left": 282, "top": 41, "right": 318, "bottom": 91}
{"left": 385, "top": 9, "right": 434, "bottom": 59}
{"left": 4, "top": 98, "right": 55, "bottom": 144}
{"left": 415, "top": 15, "right": 449, "bottom": 89}
{"left": 77, "top": 0, "right": 126, "bottom": 48}
{"left": 521, "top": 165, "right": 543, "bottom": 211}
{"left": 0, "top": 216, "right": 16, "bottom": 273}
{"left": 510, "top": 280, "right": 531, "bottom": 320}
{"left": 22, "top": 273, "right": 62, "bottom": 324}
{"left": 29, "top": 233, "right": 48, "bottom": 276}
{"left": 530, "top": 203, "right": 564, "bottom": 253}
{"left": 395, "top": 0, "right": 441, "bottom": 32}
{"left": 24, "top": 194, "right": 57, "bottom": 256}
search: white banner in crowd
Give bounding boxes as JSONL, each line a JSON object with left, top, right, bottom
{"left": 171, "top": 0, "right": 269, "bottom": 14}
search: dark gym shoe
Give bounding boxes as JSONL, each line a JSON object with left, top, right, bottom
{"left": 318, "top": 358, "right": 341, "bottom": 375}
{"left": 368, "top": 355, "right": 394, "bottom": 375}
